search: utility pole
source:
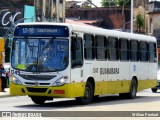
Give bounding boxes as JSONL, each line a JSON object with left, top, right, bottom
{"left": 34, "top": 0, "right": 65, "bottom": 23}
{"left": 34, "top": 0, "right": 43, "bottom": 22}
{"left": 131, "top": 0, "right": 133, "bottom": 33}
{"left": 56, "top": 0, "right": 65, "bottom": 23}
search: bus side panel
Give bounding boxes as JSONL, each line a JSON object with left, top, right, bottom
{"left": 84, "top": 61, "right": 131, "bottom": 96}
{"left": 137, "top": 80, "right": 157, "bottom": 91}
{"left": 94, "top": 81, "right": 130, "bottom": 95}
{"left": 130, "top": 62, "right": 156, "bottom": 91}
{"left": 10, "top": 82, "right": 86, "bottom": 98}
{"left": 148, "top": 63, "right": 157, "bottom": 82}
{"left": 148, "top": 62, "right": 157, "bottom": 89}
{"left": 118, "top": 62, "right": 130, "bottom": 93}
{"left": 107, "top": 61, "right": 119, "bottom": 93}
{"left": 83, "top": 61, "right": 116, "bottom": 95}
{"left": 107, "top": 61, "right": 130, "bottom": 94}
{"left": 137, "top": 62, "right": 149, "bottom": 90}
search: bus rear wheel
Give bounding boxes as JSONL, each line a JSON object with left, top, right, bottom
{"left": 119, "top": 79, "right": 137, "bottom": 99}
{"left": 76, "top": 81, "right": 93, "bottom": 105}
{"left": 128, "top": 79, "right": 137, "bottom": 99}
{"left": 31, "top": 96, "right": 46, "bottom": 104}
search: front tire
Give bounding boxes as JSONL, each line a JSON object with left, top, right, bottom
{"left": 76, "top": 81, "right": 93, "bottom": 105}
{"left": 31, "top": 96, "right": 46, "bottom": 104}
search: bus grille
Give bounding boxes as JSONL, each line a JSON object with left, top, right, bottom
{"left": 26, "top": 87, "right": 48, "bottom": 93}
{"left": 19, "top": 74, "right": 56, "bottom": 80}
{"left": 25, "top": 82, "right": 50, "bottom": 85}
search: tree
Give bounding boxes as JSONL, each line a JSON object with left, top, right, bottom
{"left": 119, "top": 0, "right": 131, "bottom": 6}
{"left": 136, "top": 14, "right": 144, "bottom": 33}
{"left": 101, "top": 0, "right": 116, "bottom": 7}
{"left": 101, "top": 0, "right": 130, "bottom": 7}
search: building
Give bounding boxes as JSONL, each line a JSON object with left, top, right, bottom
{"left": 66, "top": 0, "right": 151, "bottom": 32}
{"left": 0, "top": 0, "right": 25, "bottom": 63}
{"left": 133, "top": 0, "right": 150, "bottom": 34}
{"left": 66, "top": 7, "right": 130, "bottom": 30}
{"left": 148, "top": 1, "right": 160, "bottom": 47}
{"left": 0, "top": 0, "right": 24, "bottom": 37}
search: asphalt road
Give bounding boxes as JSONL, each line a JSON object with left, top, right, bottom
{"left": 0, "top": 89, "right": 160, "bottom": 120}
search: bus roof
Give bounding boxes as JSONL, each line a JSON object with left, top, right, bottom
{"left": 16, "top": 22, "right": 156, "bottom": 42}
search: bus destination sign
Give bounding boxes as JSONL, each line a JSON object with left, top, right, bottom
{"left": 14, "top": 25, "right": 69, "bottom": 37}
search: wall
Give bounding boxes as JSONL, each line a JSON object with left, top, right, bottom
{"left": 66, "top": 7, "right": 130, "bottom": 30}
{"left": 0, "top": 1, "right": 24, "bottom": 37}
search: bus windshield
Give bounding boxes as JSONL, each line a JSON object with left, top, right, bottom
{"left": 11, "top": 38, "right": 69, "bottom": 72}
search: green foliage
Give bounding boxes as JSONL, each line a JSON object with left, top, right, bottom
{"left": 101, "top": 0, "right": 131, "bottom": 7}
{"left": 136, "top": 14, "right": 145, "bottom": 33}
{"left": 101, "top": 0, "right": 110, "bottom": 7}
{"left": 136, "top": 14, "right": 144, "bottom": 28}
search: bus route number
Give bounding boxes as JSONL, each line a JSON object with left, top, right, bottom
{"left": 11, "top": 70, "right": 20, "bottom": 75}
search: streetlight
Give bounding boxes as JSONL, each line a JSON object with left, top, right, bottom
{"left": 131, "top": 0, "right": 134, "bottom": 33}
{"left": 121, "top": 0, "right": 134, "bottom": 33}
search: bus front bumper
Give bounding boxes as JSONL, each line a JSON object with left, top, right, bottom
{"left": 9, "top": 82, "right": 85, "bottom": 98}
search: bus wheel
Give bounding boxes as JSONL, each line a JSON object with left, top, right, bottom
{"left": 119, "top": 79, "right": 137, "bottom": 99}
{"left": 128, "top": 79, "right": 137, "bottom": 99}
{"left": 31, "top": 96, "right": 46, "bottom": 104}
{"left": 93, "top": 95, "right": 99, "bottom": 101}
{"left": 151, "top": 88, "right": 157, "bottom": 93}
{"left": 76, "top": 81, "right": 93, "bottom": 105}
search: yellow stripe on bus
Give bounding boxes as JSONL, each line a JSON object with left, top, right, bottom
{"left": 10, "top": 79, "right": 157, "bottom": 98}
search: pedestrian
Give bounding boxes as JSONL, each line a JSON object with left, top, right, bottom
{"left": 0, "top": 64, "right": 7, "bottom": 92}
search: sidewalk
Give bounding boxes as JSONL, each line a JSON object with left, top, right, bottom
{"left": 0, "top": 88, "right": 10, "bottom": 98}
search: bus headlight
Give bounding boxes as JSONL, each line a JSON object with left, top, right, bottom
{"left": 11, "top": 76, "right": 22, "bottom": 85}
{"left": 52, "top": 77, "right": 66, "bottom": 86}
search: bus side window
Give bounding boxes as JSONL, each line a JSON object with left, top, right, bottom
{"left": 71, "top": 37, "right": 83, "bottom": 68}
{"left": 95, "top": 35, "right": 107, "bottom": 60}
{"left": 108, "top": 37, "right": 118, "bottom": 61}
{"left": 119, "top": 38, "right": 129, "bottom": 61}
{"left": 84, "top": 34, "right": 94, "bottom": 60}
{"left": 139, "top": 41, "right": 148, "bottom": 62}
{"left": 149, "top": 42, "right": 157, "bottom": 62}
{"left": 130, "top": 40, "right": 139, "bottom": 61}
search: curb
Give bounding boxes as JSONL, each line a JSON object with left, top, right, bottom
{"left": 0, "top": 94, "right": 11, "bottom": 98}
{"left": 0, "top": 88, "right": 10, "bottom": 98}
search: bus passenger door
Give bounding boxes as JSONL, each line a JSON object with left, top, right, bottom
{"left": 70, "top": 36, "right": 84, "bottom": 96}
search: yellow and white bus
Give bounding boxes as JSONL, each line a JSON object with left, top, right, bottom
{"left": 10, "top": 22, "right": 157, "bottom": 104}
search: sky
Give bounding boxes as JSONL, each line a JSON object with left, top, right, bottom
{"left": 92, "top": 0, "right": 101, "bottom": 7}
